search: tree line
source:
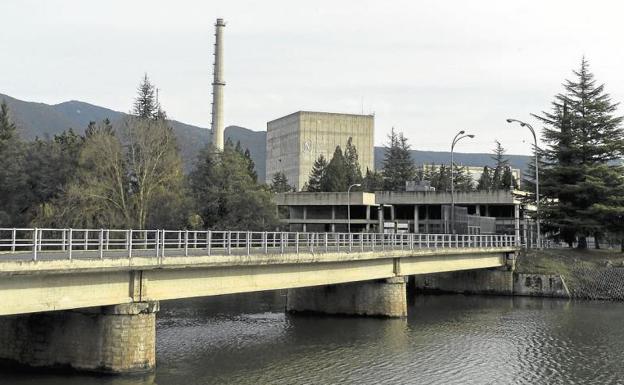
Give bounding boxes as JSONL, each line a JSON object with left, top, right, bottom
{"left": 0, "top": 75, "right": 278, "bottom": 230}
{"left": 297, "top": 129, "right": 518, "bottom": 193}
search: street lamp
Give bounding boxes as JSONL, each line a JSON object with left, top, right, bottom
{"left": 347, "top": 183, "right": 362, "bottom": 233}
{"left": 506, "top": 118, "right": 541, "bottom": 248}
{"left": 450, "top": 131, "right": 475, "bottom": 234}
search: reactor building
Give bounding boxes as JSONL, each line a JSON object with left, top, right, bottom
{"left": 266, "top": 111, "right": 374, "bottom": 191}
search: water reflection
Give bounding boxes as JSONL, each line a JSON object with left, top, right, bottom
{"left": 2, "top": 292, "right": 624, "bottom": 385}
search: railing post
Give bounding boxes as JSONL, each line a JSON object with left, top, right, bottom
{"left": 32, "top": 228, "right": 38, "bottom": 261}
{"left": 184, "top": 230, "right": 189, "bottom": 256}
{"left": 227, "top": 231, "right": 232, "bottom": 255}
{"left": 207, "top": 230, "right": 212, "bottom": 256}
{"left": 128, "top": 229, "right": 133, "bottom": 259}
{"left": 280, "top": 232, "right": 285, "bottom": 254}
{"left": 325, "top": 233, "right": 328, "bottom": 253}
{"left": 105, "top": 230, "right": 110, "bottom": 250}
{"left": 247, "top": 231, "right": 251, "bottom": 255}
{"left": 349, "top": 233, "right": 352, "bottom": 252}
{"left": 155, "top": 229, "right": 160, "bottom": 258}
{"left": 263, "top": 231, "right": 268, "bottom": 254}
{"left": 84, "top": 230, "right": 88, "bottom": 251}
{"left": 68, "top": 228, "right": 73, "bottom": 260}
{"left": 11, "top": 228, "right": 16, "bottom": 252}
{"left": 99, "top": 229, "right": 104, "bottom": 259}
{"left": 178, "top": 231, "right": 182, "bottom": 249}
{"left": 61, "top": 229, "right": 66, "bottom": 251}
{"left": 295, "top": 232, "right": 299, "bottom": 254}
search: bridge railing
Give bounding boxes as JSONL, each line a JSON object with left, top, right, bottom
{"left": 0, "top": 228, "right": 517, "bottom": 261}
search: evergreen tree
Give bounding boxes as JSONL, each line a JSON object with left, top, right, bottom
{"left": 132, "top": 74, "right": 162, "bottom": 120}
{"left": 453, "top": 164, "right": 474, "bottom": 192}
{"left": 190, "top": 142, "right": 278, "bottom": 230}
{"left": 307, "top": 154, "right": 328, "bottom": 192}
{"left": 362, "top": 168, "right": 384, "bottom": 192}
{"left": 0, "top": 101, "right": 27, "bottom": 226}
{"left": 477, "top": 166, "right": 492, "bottom": 191}
{"left": 321, "top": 146, "right": 349, "bottom": 192}
{"left": 500, "top": 166, "right": 518, "bottom": 190}
{"left": 382, "top": 128, "right": 416, "bottom": 191}
{"left": 0, "top": 100, "right": 17, "bottom": 145}
{"left": 344, "top": 137, "right": 363, "bottom": 186}
{"left": 270, "top": 172, "right": 293, "bottom": 193}
{"left": 243, "top": 148, "right": 258, "bottom": 182}
{"left": 533, "top": 58, "right": 624, "bottom": 248}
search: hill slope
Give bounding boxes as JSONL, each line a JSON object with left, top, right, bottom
{"left": 0, "top": 93, "right": 530, "bottom": 182}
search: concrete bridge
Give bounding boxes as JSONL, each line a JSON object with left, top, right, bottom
{"left": 0, "top": 228, "right": 517, "bottom": 373}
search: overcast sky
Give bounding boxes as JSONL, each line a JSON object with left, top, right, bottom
{"left": 2, "top": 0, "right": 624, "bottom": 154}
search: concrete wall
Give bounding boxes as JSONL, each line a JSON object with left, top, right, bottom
{"left": 0, "top": 302, "right": 158, "bottom": 373}
{"left": 412, "top": 268, "right": 514, "bottom": 295}
{"left": 513, "top": 273, "right": 569, "bottom": 298}
{"left": 412, "top": 270, "right": 570, "bottom": 298}
{"left": 266, "top": 111, "right": 374, "bottom": 190}
{"left": 287, "top": 277, "right": 407, "bottom": 317}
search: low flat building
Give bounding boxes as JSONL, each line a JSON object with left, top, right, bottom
{"left": 275, "top": 190, "right": 537, "bottom": 243}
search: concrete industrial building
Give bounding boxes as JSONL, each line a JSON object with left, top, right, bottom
{"left": 266, "top": 111, "right": 374, "bottom": 190}
{"left": 210, "top": 18, "right": 226, "bottom": 151}
{"left": 275, "top": 190, "right": 539, "bottom": 246}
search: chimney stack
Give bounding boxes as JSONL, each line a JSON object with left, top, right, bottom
{"left": 211, "top": 18, "right": 226, "bottom": 151}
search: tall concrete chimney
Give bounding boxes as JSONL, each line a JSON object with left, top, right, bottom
{"left": 211, "top": 18, "right": 226, "bottom": 151}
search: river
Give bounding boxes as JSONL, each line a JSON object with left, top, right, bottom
{"left": 2, "top": 292, "right": 624, "bottom": 385}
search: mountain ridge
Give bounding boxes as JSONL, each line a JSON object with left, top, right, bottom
{"left": 0, "top": 93, "right": 531, "bottom": 181}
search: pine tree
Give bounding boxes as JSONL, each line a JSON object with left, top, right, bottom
{"left": 321, "top": 146, "right": 349, "bottom": 192}
{"left": 382, "top": 128, "right": 416, "bottom": 191}
{"left": 533, "top": 58, "right": 624, "bottom": 248}
{"left": 132, "top": 74, "right": 162, "bottom": 120}
{"left": 307, "top": 154, "right": 328, "bottom": 192}
{"left": 477, "top": 166, "right": 492, "bottom": 191}
{"left": 362, "top": 168, "right": 384, "bottom": 192}
{"left": 270, "top": 172, "right": 293, "bottom": 193}
{"left": 190, "top": 143, "right": 278, "bottom": 230}
{"left": 344, "top": 137, "right": 363, "bottom": 186}
{"left": 453, "top": 164, "right": 474, "bottom": 192}
{"left": 0, "top": 100, "right": 27, "bottom": 226}
{"left": 0, "top": 100, "right": 17, "bottom": 145}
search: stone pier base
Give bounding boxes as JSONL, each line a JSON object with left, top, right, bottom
{"left": 287, "top": 277, "right": 407, "bottom": 318}
{"left": 0, "top": 301, "right": 159, "bottom": 374}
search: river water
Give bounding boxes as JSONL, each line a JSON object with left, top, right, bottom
{"left": 2, "top": 292, "right": 624, "bottom": 385}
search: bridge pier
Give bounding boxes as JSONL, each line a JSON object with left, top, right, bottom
{"left": 0, "top": 301, "right": 158, "bottom": 373}
{"left": 286, "top": 277, "right": 407, "bottom": 318}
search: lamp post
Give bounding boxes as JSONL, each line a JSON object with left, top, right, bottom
{"left": 347, "top": 183, "right": 362, "bottom": 233}
{"left": 506, "top": 118, "right": 541, "bottom": 248}
{"left": 450, "top": 131, "right": 475, "bottom": 234}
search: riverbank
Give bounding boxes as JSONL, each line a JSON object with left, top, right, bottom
{"left": 414, "top": 247, "right": 624, "bottom": 301}
{"left": 517, "top": 248, "right": 624, "bottom": 300}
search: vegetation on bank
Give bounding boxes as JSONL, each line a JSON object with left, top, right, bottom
{"left": 0, "top": 75, "right": 278, "bottom": 231}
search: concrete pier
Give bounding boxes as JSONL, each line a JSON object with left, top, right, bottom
{"left": 286, "top": 277, "right": 407, "bottom": 318}
{"left": 0, "top": 302, "right": 158, "bottom": 373}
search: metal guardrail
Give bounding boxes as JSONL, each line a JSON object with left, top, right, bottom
{"left": 0, "top": 228, "right": 518, "bottom": 261}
